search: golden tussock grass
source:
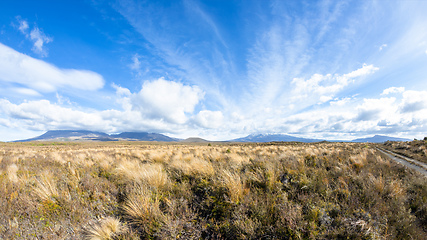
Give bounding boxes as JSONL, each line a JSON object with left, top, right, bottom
{"left": 83, "top": 216, "right": 125, "bottom": 240}
{"left": 33, "top": 171, "right": 59, "bottom": 202}
{"left": 115, "top": 161, "right": 169, "bottom": 188}
{"left": 170, "top": 155, "right": 214, "bottom": 176}
{"left": 6, "top": 163, "right": 19, "bottom": 183}
{"left": 122, "top": 184, "right": 165, "bottom": 235}
{"left": 220, "top": 169, "right": 247, "bottom": 203}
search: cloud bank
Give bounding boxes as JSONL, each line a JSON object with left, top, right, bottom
{"left": 0, "top": 43, "right": 105, "bottom": 93}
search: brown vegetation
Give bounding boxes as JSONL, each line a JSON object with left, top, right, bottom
{"left": 382, "top": 138, "right": 427, "bottom": 164}
{"left": 0, "top": 141, "right": 426, "bottom": 239}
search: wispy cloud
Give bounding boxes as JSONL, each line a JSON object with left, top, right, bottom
{"left": 114, "top": 0, "right": 232, "bottom": 109}
{"left": 129, "top": 54, "right": 141, "bottom": 70}
{"left": 15, "top": 17, "right": 53, "bottom": 57}
{"left": 29, "top": 27, "right": 53, "bottom": 56}
{"left": 17, "top": 18, "right": 29, "bottom": 33}
{"left": 379, "top": 44, "right": 387, "bottom": 51}
{"left": 382, "top": 87, "right": 405, "bottom": 95}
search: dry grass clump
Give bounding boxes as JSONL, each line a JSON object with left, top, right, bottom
{"left": 114, "top": 161, "right": 169, "bottom": 188}
{"left": 6, "top": 163, "right": 19, "bottom": 183}
{"left": 170, "top": 154, "right": 215, "bottom": 176}
{"left": 33, "top": 171, "right": 59, "bottom": 202}
{"left": 220, "top": 169, "right": 247, "bottom": 203}
{"left": 83, "top": 216, "right": 125, "bottom": 240}
{"left": 122, "top": 184, "right": 165, "bottom": 236}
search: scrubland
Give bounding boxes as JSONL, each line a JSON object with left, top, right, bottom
{"left": 382, "top": 139, "right": 427, "bottom": 164}
{"left": 0, "top": 141, "right": 426, "bottom": 239}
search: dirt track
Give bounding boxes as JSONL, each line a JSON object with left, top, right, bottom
{"left": 377, "top": 147, "right": 427, "bottom": 176}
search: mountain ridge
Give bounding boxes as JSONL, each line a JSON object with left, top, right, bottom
{"left": 231, "top": 133, "right": 323, "bottom": 143}
{"left": 14, "top": 130, "right": 413, "bottom": 143}
{"left": 16, "top": 130, "right": 177, "bottom": 142}
{"left": 351, "top": 135, "right": 411, "bottom": 143}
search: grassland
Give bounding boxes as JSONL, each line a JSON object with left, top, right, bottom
{"left": 0, "top": 141, "right": 426, "bottom": 239}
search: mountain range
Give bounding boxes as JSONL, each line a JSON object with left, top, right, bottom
{"left": 18, "top": 130, "right": 177, "bottom": 142}
{"left": 231, "top": 133, "right": 323, "bottom": 143}
{"left": 350, "top": 135, "right": 411, "bottom": 143}
{"left": 15, "top": 130, "right": 412, "bottom": 143}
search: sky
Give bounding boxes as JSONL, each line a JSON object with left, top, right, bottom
{"left": 0, "top": 0, "right": 427, "bottom": 141}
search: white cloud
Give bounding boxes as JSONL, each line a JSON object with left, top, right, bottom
{"left": 1, "top": 88, "right": 426, "bottom": 141}
{"left": 29, "top": 27, "right": 53, "bottom": 56}
{"left": 379, "top": 44, "right": 387, "bottom": 51}
{"left": 193, "top": 110, "right": 224, "bottom": 129}
{"left": 330, "top": 97, "right": 351, "bottom": 106}
{"left": 291, "top": 64, "right": 379, "bottom": 100}
{"left": 0, "top": 43, "right": 105, "bottom": 92}
{"left": 15, "top": 17, "right": 52, "bottom": 57}
{"left": 131, "top": 78, "right": 204, "bottom": 124}
{"left": 381, "top": 86, "right": 405, "bottom": 95}
{"left": 18, "top": 19, "right": 29, "bottom": 33}
{"left": 129, "top": 54, "right": 141, "bottom": 70}
{"left": 355, "top": 97, "right": 397, "bottom": 122}
{"left": 400, "top": 90, "right": 427, "bottom": 113}
{"left": 339, "top": 64, "right": 379, "bottom": 81}
{"left": 0, "top": 99, "right": 104, "bottom": 130}
{"left": 11, "top": 88, "right": 41, "bottom": 97}
{"left": 0, "top": 93, "right": 204, "bottom": 138}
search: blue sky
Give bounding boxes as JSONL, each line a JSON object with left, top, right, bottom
{"left": 1, "top": 0, "right": 427, "bottom": 141}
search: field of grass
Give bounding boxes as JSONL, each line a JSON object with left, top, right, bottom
{"left": 1, "top": 141, "right": 426, "bottom": 239}
{"left": 382, "top": 139, "right": 427, "bottom": 164}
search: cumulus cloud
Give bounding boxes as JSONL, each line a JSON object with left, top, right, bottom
{"left": 382, "top": 86, "right": 405, "bottom": 95}
{"left": 379, "top": 44, "right": 387, "bottom": 51}
{"left": 0, "top": 43, "right": 105, "bottom": 92}
{"left": 15, "top": 17, "right": 52, "bottom": 57}
{"left": 0, "top": 99, "right": 104, "bottom": 130}
{"left": 1, "top": 87, "right": 426, "bottom": 141}
{"left": 193, "top": 110, "right": 224, "bottom": 128}
{"left": 400, "top": 90, "right": 427, "bottom": 113}
{"left": 355, "top": 98, "right": 396, "bottom": 122}
{"left": 291, "top": 64, "right": 379, "bottom": 101}
{"left": 131, "top": 78, "right": 204, "bottom": 124}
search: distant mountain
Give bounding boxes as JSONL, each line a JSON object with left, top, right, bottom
{"left": 231, "top": 133, "right": 323, "bottom": 143}
{"left": 111, "top": 132, "right": 177, "bottom": 142}
{"left": 351, "top": 135, "right": 411, "bottom": 143}
{"left": 17, "top": 130, "right": 177, "bottom": 142}
{"left": 19, "top": 130, "right": 114, "bottom": 142}
{"left": 180, "top": 137, "right": 210, "bottom": 143}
